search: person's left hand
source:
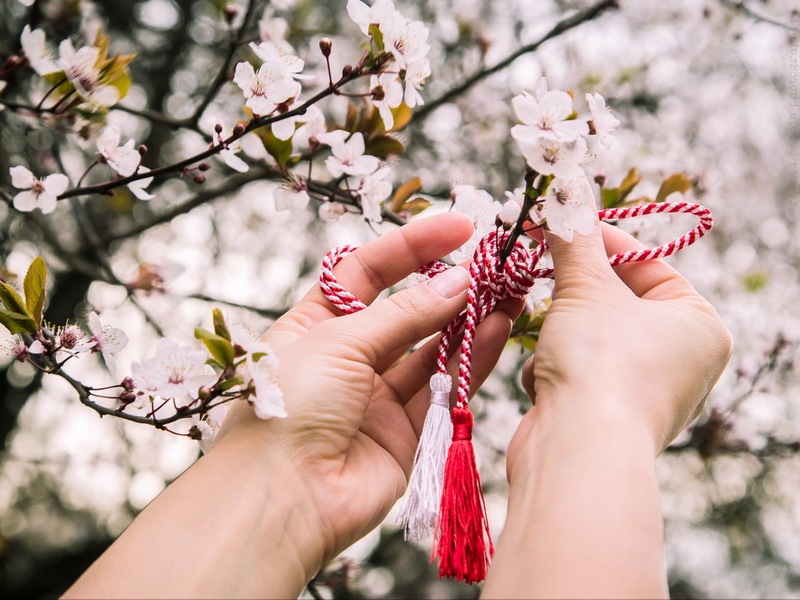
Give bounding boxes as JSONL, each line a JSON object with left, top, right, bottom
{"left": 213, "top": 212, "right": 522, "bottom": 583}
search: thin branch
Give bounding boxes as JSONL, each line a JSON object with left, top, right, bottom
{"left": 188, "top": 0, "right": 260, "bottom": 128}
{"left": 412, "top": 0, "right": 619, "bottom": 123}
{"left": 113, "top": 103, "right": 201, "bottom": 133}
{"left": 186, "top": 293, "right": 287, "bottom": 320}
{"left": 717, "top": 0, "right": 800, "bottom": 33}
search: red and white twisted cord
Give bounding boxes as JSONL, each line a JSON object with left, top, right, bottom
{"left": 319, "top": 202, "right": 713, "bottom": 406}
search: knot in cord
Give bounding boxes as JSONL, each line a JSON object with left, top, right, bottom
{"left": 451, "top": 406, "right": 474, "bottom": 441}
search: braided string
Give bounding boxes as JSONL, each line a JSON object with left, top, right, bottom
{"left": 319, "top": 201, "right": 713, "bottom": 405}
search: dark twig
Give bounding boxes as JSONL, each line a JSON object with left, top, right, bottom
{"left": 717, "top": 0, "right": 800, "bottom": 33}
{"left": 412, "top": 0, "right": 619, "bottom": 122}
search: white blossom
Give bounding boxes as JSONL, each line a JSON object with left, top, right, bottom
{"left": 498, "top": 198, "right": 522, "bottom": 226}
{"left": 515, "top": 135, "right": 587, "bottom": 179}
{"left": 292, "top": 105, "right": 327, "bottom": 152}
{"left": 511, "top": 88, "right": 589, "bottom": 141}
{"left": 319, "top": 202, "right": 346, "bottom": 221}
{"left": 347, "top": 0, "right": 397, "bottom": 36}
{"left": 96, "top": 126, "right": 140, "bottom": 177}
{"left": 57, "top": 40, "right": 119, "bottom": 109}
{"left": 244, "top": 353, "right": 286, "bottom": 420}
{"left": 586, "top": 92, "right": 620, "bottom": 150}
{"left": 20, "top": 26, "right": 58, "bottom": 75}
{"left": 88, "top": 311, "right": 128, "bottom": 374}
{"left": 355, "top": 167, "right": 392, "bottom": 222}
{"left": 274, "top": 179, "right": 310, "bottom": 215}
{"left": 258, "top": 9, "right": 288, "bottom": 42}
{"left": 130, "top": 338, "right": 216, "bottom": 401}
{"left": 402, "top": 57, "right": 430, "bottom": 108}
{"left": 381, "top": 14, "right": 430, "bottom": 70}
{"left": 213, "top": 123, "right": 249, "bottom": 173}
{"left": 318, "top": 131, "right": 380, "bottom": 177}
{"left": 233, "top": 61, "right": 301, "bottom": 116}
{"left": 191, "top": 403, "right": 228, "bottom": 453}
{"left": 540, "top": 175, "right": 596, "bottom": 243}
{"left": 370, "top": 73, "right": 404, "bottom": 131}
{"left": 249, "top": 41, "right": 309, "bottom": 80}
{"left": 451, "top": 184, "right": 502, "bottom": 261}
{"left": 10, "top": 166, "right": 69, "bottom": 214}
{"left": 128, "top": 167, "right": 154, "bottom": 200}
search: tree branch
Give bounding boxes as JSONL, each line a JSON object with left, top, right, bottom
{"left": 412, "top": 0, "right": 619, "bottom": 123}
{"left": 717, "top": 0, "right": 800, "bottom": 33}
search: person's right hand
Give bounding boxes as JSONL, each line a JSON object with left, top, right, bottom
{"left": 508, "top": 219, "right": 733, "bottom": 476}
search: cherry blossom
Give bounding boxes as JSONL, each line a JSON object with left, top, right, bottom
{"left": 292, "top": 105, "right": 327, "bottom": 152}
{"left": 450, "top": 184, "right": 502, "bottom": 261}
{"left": 213, "top": 123, "right": 249, "bottom": 173}
{"left": 96, "top": 126, "right": 140, "bottom": 177}
{"left": 258, "top": 9, "right": 288, "bottom": 42}
{"left": 370, "top": 73, "right": 404, "bottom": 130}
{"left": 130, "top": 338, "right": 216, "bottom": 401}
{"left": 127, "top": 167, "right": 154, "bottom": 200}
{"left": 498, "top": 197, "right": 522, "bottom": 227}
{"left": 347, "top": 0, "right": 397, "bottom": 36}
{"left": 402, "top": 58, "right": 431, "bottom": 108}
{"left": 511, "top": 88, "right": 589, "bottom": 142}
{"left": 243, "top": 353, "right": 286, "bottom": 420}
{"left": 319, "top": 202, "right": 346, "bottom": 221}
{"left": 248, "top": 41, "right": 309, "bottom": 80}
{"left": 381, "top": 13, "right": 430, "bottom": 69}
{"left": 354, "top": 167, "right": 392, "bottom": 222}
{"left": 20, "top": 26, "right": 58, "bottom": 75}
{"left": 233, "top": 61, "right": 301, "bottom": 116}
{"left": 515, "top": 135, "right": 587, "bottom": 179}
{"left": 585, "top": 92, "right": 620, "bottom": 150}
{"left": 539, "top": 175, "right": 596, "bottom": 243}
{"left": 191, "top": 403, "right": 228, "bottom": 453}
{"left": 274, "top": 179, "right": 310, "bottom": 215}
{"left": 318, "top": 131, "right": 380, "bottom": 177}
{"left": 57, "top": 40, "right": 120, "bottom": 109}
{"left": 10, "top": 166, "right": 69, "bottom": 214}
{"left": 88, "top": 311, "right": 129, "bottom": 374}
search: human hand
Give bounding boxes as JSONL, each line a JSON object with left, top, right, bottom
{"left": 508, "top": 219, "right": 733, "bottom": 477}
{"left": 212, "top": 213, "right": 522, "bottom": 587}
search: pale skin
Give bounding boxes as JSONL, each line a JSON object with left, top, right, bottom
{"left": 64, "top": 211, "right": 732, "bottom": 599}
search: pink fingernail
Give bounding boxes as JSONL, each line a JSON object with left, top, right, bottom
{"left": 428, "top": 266, "right": 469, "bottom": 298}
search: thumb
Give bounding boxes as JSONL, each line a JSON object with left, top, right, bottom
{"left": 331, "top": 265, "right": 471, "bottom": 363}
{"left": 545, "top": 214, "right": 615, "bottom": 299}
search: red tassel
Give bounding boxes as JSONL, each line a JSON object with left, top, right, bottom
{"left": 433, "top": 406, "right": 494, "bottom": 584}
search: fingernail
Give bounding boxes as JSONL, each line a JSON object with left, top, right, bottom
{"left": 428, "top": 266, "right": 469, "bottom": 298}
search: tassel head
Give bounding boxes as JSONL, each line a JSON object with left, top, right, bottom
{"left": 433, "top": 406, "right": 494, "bottom": 584}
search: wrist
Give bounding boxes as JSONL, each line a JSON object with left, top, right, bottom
{"left": 201, "top": 431, "right": 328, "bottom": 597}
{"left": 507, "top": 388, "right": 659, "bottom": 486}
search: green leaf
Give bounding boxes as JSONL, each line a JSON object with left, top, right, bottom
{"left": 219, "top": 376, "right": 244, "bottom": 392}
{"left": 388, "top": 103, "right": 413, "bottom": 132}
{"left": 23, "top": 257, "right": 46, "bottom": 326}
{"left": 401, "top": 197, "right": 432, "bottom": 216}
{"left": 369, "top": 23, "right": 384, "bottom": 51}
{"left": 365, "top": 135, "right": 404, "bottom": 159}
{"left": 601, "top": 187, "right": 621, "bottom": 209}
{"left": 212, "top": 308, "right": 231, "bottom": 341}
{"left": 0, "top": 308, "right": 37, "bottom": 334}
{"left": 656, "top": 173, "right": 692, "bottom": 203}
{"left": 0, "top": 281, "right": 30, "bottom": 318}
{"left": 390, "top": 177, "right": 423, "bottom": 212}
{"left": 618, "top": 167, "right": 641, "bottom": 203}
{"left": 256, "top": 127, "right": 293, "bottom": 167}
{"left": 194, "top": 328, "right": 235, "bottom": 367}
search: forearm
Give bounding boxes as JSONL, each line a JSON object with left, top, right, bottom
{"left": 63, "top": 432, "right": 323, "bottom": 599}
{"left": 483, "top": 397, "right": 668, "bottom": 599}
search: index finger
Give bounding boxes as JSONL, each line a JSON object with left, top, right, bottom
{"left": 266, "top": 212, "right": 474, "bottom": 346}
{"left": 601, "top": 223, "right": 698, "bottom": 299}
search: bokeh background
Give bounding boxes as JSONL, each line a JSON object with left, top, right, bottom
{"left": 1, "top": 0, "right": 799, "bottom": 597}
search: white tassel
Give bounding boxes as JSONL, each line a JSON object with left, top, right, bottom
{"left": 397, "top": 372, "right": 453, "bottom": 541}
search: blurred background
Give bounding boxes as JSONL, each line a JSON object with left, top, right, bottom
{"left": 0, "top": 0, "right": 799, "bottom": 597}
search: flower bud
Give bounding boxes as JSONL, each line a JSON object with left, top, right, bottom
{"left": 198, "top": 162, "right": 210, "bottom": 171}
{"left": 194, "top": 174, "right": 207, "bottom": 184}
{"left": 341, "top": 65, "right": 353, "bottom": 77}
{"left": 138, "top": 144, "right": 148, "bottom": 156}
{"left": 319, "top": 38, "right": 332, "bottom": 57}
{"left": 119, "top": 391, "right": 137, "bottom": 406}
{"left": 121, "top": 376, "right": 136, "bottom": 391}
{"left": 232, "top": 123, "right": 246, "bottom": 136}
{"left": 188, "top": 425, "right": 203, "bottom": 440}
{"left": 2, "top": 55, "right": 22, "bottom": 70}
{"left": 223, "top": 4, "right": 240, "bottom": 24}
{"left": 215, "top": 123, "right": 224, "bottom": 134}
